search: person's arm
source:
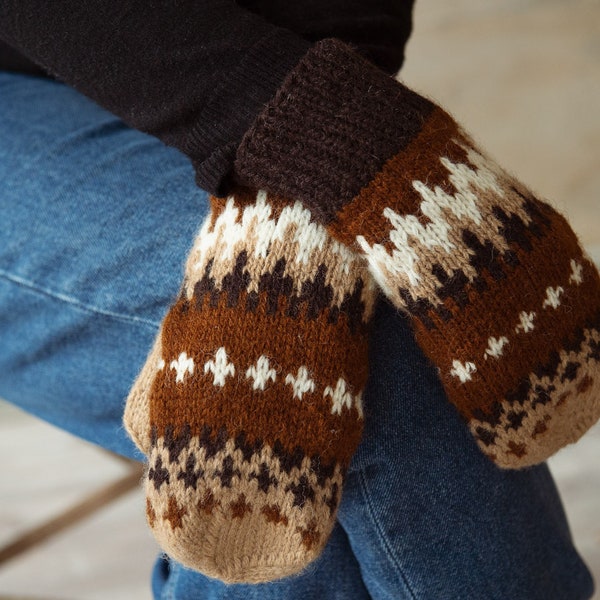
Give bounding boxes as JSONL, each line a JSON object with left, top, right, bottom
{"left": 0, "top": 0, "right": 414, "bottom": 194}
{"left": 0, "top": 1, "right": 310, "bottom": 194}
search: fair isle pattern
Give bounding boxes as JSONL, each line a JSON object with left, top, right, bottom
{"left": 469, "top": 327, "right": 600, "bottom": 467}
{"left": 129, "top": 188, "right": 375, "bottom": 583}
{"left": 346, "top": 123, "right": 600, "bottom": 468}
{"left": 146, "top": 431, "right": 344, "bottom": 582}
{"left": 356, "top": 137, "right": 532, "bottom": 307}
{"left": 157, "top": 347, "right": 363, "bottom": 416}
{"left": 448, "top": 260, "right": 587, "bottom": 382}
{"left": 184, "top": 190, "right": 372, "bottom": 312}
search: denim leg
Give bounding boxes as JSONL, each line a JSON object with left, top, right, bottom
{"left": 338, "top": 298, "right": 595, "bottom": 600}
{"left": 0, "top": 72, "right": 210, "bottom": 458}
{"left": 0, "top": 72, "right": 370, "bottom": 598}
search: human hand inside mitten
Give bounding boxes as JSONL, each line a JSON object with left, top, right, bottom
{"left": 235, "top": 39, "right": 600, "bottom": 469}
{"left": 124, "top": 187, "right": 376, "bottom": 582}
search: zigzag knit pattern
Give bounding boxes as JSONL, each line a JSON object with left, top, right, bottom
{"left": 125, "top": 188, "right": 375, "bottom": 582}
{"left": 235, "top": 38, "right": 600, "bottom": 468}
{"left": 346, "top": 128, "right": 600, "bottom": 468}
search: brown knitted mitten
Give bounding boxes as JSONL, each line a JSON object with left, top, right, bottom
{"left": 235, "top": 39, "right": 600, "bottom": 469}
{"left": 124, "top": 187, "right": 375, "bottom": 582}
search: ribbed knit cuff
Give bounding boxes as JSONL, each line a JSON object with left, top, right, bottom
{"left": 234, "top": 38, "right": 435, "bottom": 223}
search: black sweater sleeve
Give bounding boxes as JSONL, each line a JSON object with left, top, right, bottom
{"left": 0, "top": 39, "right": 47, "bottom": 76}
{"left": 0, "top": 1, "right": 414, "bottom": 195}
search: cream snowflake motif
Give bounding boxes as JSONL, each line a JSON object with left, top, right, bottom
{"left": 285, "top": 366, "right": 315, "bottom": 400}
{"left": 170, "top": 352, "right": 194, "bottom": 383}
{"left": 245, "top": 356, "right": 277, "bottom": 391}
{"left": 204, "top": 347, "right": 235, "bottom": 387}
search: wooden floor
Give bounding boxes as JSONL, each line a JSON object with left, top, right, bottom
{"left": 1, "top": 0, "right": 599, "bottom": 597}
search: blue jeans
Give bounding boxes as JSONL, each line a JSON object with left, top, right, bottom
{"left": 0, "top": 71, "right": 594, "bottom": 600}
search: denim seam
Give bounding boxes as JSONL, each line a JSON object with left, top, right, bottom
{"left": 356, "top": 466, "right": 418, "bottom": 600}
{"left": 0, "top": 268, "right": 161, "bottom": 330}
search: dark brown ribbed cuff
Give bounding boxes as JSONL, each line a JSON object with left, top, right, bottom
{"left": 234, "top": 38, "right": 435, "bottom": 224}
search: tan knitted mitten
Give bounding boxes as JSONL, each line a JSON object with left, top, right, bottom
{"left": 124, "top": 187, "right": 375, "bottom": 582}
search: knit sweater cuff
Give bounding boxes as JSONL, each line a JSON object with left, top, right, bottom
{"left": 234, "top": 38, "right": 437, "bottom": 223}
{"left": 188, "top": 30, "right": 312, "bottom": 196}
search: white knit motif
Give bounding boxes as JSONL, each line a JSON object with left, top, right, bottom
{"left": 170, "top": 352, "right": 194, "bottom": 383}
{"left": 450, "top": 360, "right": 477, "bottom": 383}
{"left": 285, "top": 367, "right": 316, "bottom": 400}
{"left": 245, "top": 356, "right": 277, "bottom": 391}
{"left": 543, "top": 286, "right": 564, "bottom": 310}
{"left": 484, "top": 336, "right": 509, "bottom": 360}
{"left": 515, "top": 311, "right": 536, "bottom": 334}
{"left": 204, "top": 347, "right": 235, "bottom": 387}
{"left": 354, "top": 392, "right": 364, "bottom": 419}
{"left": 569, "top": 260, "right": 583, "bottom": 285}
{"left": 324, "top": 378, "right": 354, "bottom": 415}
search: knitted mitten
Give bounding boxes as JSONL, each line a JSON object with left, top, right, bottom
{"left": 235, "top": 39, "right": 600, "bottom": 469}
{"left": 124, "top": 188, "right": 375, "bottom": 583}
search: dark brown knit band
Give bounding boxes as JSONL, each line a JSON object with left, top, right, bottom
{"left": 234, "top": 38, "right": 435, "bottom": 223}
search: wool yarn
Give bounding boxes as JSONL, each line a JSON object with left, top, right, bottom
{"left": 124, "top": 188, "right": 376, "bottom": 582}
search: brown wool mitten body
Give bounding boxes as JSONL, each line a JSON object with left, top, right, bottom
{"left": 235, "top": 39, "right": 600, "bottom": 469}
{"left": 125, "top": 188, "right": 375, "bottom": 582}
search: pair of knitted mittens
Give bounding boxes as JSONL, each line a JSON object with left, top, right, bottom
{"left": 124, "top": 39, "right": 600, "bottom": 583}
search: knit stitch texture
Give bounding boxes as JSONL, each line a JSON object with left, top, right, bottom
{"left": 125, "top": 188, "right": 376, "bottom": 582}
{"left": 235, "top": 39, "right": 600, "bottom": 468}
